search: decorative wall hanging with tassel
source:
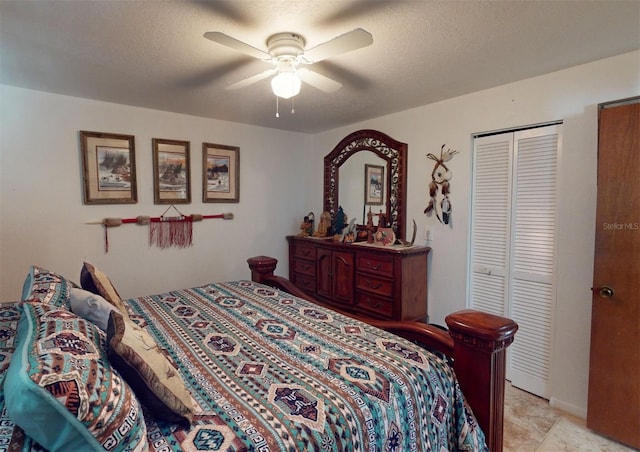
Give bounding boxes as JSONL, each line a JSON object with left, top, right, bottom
{"left": 87, "top": 205, "right": 233, "bottom": 252}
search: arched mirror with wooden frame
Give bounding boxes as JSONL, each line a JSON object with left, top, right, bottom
{"left": 324, "top": 129, "right": 407, "bottom": 240}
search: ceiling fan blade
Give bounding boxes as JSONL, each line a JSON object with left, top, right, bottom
{"left": 297, "top": 68, "right": 342, "bottom": 93}
{"left": 204, "top": 32, "right": 270, "bottom": 61}
{"left": 303, "top": 28, "right": 373, "bottom": 63}
{"left": 226, "top": 68, "right": 277, "bottom": 90}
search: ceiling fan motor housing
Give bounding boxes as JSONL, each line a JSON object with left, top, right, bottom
{"left": 267, "top": 33, "right": 306, "bottom": 61}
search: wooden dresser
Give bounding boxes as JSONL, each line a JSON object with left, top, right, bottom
{"left": 287, "top": 235, "right": 431, "bottom": 322}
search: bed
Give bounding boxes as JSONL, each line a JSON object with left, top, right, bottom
{"left": 0, "top": 257, "right": 516, "bottom": 451}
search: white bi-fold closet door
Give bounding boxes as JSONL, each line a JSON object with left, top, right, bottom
{"left": 468, "top": 123, "right": 561, "bottom": 398}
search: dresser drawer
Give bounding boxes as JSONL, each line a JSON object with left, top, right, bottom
{"left": 293, "top": 259, "right": 315, "bottom": 277}
{"left": 355, "top": 273, "right": 393, "bottom": 297}
{"left": 293, "top": 273, "right": 316, "bottom": 293}
{"left": 293, "top": 243, "right": 317, "bottom": 260}
{"left": 356, "top": 253, "right": 394, "bottom": 277}
{"left": 355, "top": 292, "right": 393, "bottom": 318}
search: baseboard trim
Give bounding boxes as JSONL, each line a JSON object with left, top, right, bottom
{"left": 549, "top": 397, "right": 587, "bottom": 419}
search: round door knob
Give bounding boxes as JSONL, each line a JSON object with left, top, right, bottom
{"left": 598, "top": 286, "right": 614, "bottom": 299}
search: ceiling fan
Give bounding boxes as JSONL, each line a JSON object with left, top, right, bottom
{"left": 203, "top": 28, "right": 373, "bottom": 99}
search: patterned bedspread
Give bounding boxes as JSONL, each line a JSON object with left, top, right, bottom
{"left": 0, "top": 281, "right": 486, "bottom": 451}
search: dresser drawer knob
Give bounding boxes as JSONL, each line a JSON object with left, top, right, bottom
{"left": 366, "top": 298, "right": 381, "bottom": 308}
{"left": 365, "top": 279, "right": 382, "bottom": 289}
{"left": 365, "top": 261, "right": 383, "bottom": 270}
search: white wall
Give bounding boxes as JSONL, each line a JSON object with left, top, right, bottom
{"left": 0, "top": 86, "right": 312, "bottom": 301}
{"left": 310, "top": 51, "right": 640, "bottom": 417}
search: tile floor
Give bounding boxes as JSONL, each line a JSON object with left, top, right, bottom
{"left": 503, "top": 382, "right": 637, "bottom": 451}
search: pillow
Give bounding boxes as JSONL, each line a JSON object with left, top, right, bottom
{"left": 107, "top": 311, "right": 194, "bottom": 427}
{"left": 0, "top": 303, "right": 21, "bottom": 379}
{"left": 21, "top": 266, "right": 73, "bottom": 309}
{"left": 80, "top": 262, "right": 130, "bottom": 320}
{"left": 69, "top": 287, "right": 119, "bottom": 331}
{"left": 4, "top": 302, "right": 148, "bottom": 451}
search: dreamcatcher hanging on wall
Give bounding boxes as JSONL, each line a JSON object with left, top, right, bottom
{"left": 424, "top": 144, "right": 458, "bottom": 225}
{"left": 87, "top": 205, "right": 233, "bottom": 252}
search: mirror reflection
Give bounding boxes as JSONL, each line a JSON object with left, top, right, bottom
{"left": 338, "top": 150, "right": 387, "bottom": 225}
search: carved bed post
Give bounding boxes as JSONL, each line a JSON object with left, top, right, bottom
{"left": 247, "top": 256, "right": 278, "bottom": 283}
{"left": 446, "top": 310, "right": 518, "bottom": 452}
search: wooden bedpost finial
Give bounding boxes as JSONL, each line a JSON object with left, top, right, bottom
{"left": 247, "top": 256, "right": 278, "bottom": 284}
{"left": 445, "top": 309, "right": 518, "bottom": 452}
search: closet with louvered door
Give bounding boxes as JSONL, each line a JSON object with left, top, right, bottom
{"left": 469, "top": 123, "right": 560, "bottom": 398}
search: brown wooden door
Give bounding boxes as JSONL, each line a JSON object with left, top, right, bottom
{"left": 587, "top": 99, "right": 640, "bottom": 448}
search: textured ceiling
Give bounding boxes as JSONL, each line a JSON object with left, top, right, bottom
{"left": 1, "top": 0, "right": 639, "bottom": 133}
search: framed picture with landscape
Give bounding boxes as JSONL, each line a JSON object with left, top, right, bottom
{"left": 80, "top": 131, "right": 137, "bottom": 204}
{"left": 202, "top": 142, "right": 239, "bottom": 203}
{"left": 364, "top": 163, "right": 384, "bottom": 205}
{"left": 152, "top": 138, "right": 191, "bottom": 204}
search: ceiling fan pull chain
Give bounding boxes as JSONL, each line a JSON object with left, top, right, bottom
{"left": 275, "top": 96, "right": 280, "bottom": 118}
{"left": 291, "top": 97, "right": 295, "bottom": 115}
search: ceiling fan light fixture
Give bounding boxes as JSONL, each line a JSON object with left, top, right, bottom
{"left": 271, "top": 71, "right": 301, "bottom": 99}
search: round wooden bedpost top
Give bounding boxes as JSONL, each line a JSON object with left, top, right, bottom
{"left": 445, "top": 309, "right": 518, "bottom": 352}
{"left": 247, "top": 256, "right": 278, "bottom": 281}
